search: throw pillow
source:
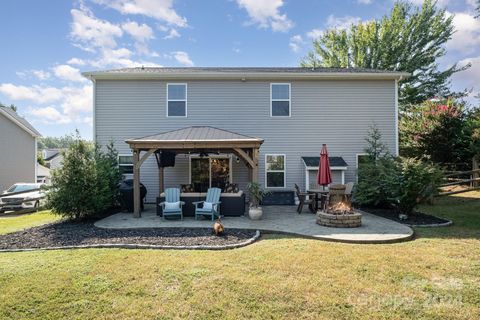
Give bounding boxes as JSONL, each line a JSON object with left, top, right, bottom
{"left": 203, "top": 202, "right": 213, "bottom": 210}
{"left": 165, "top": 201, "right": 180, "bottom": 210}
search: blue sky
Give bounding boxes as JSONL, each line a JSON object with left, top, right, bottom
{"left": 0, "top": 0, "right": 478, "bottom": 139}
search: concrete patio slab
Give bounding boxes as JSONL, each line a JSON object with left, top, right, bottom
{"left": 95, "top": 205, "right": 414, "bottom": 244}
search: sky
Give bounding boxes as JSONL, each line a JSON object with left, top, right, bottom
{"left": 0, "top": 0, "right": 478, "bottom": 140}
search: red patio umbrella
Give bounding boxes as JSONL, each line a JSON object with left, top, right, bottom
{"left": 317, "top": 144, "right": 332, "bottom": 189}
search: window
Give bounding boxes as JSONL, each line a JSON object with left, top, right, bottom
{"left": 118, "top": 155, "right": 133, "bottom": 175}
{"left": 265, "top": 154, "right": 286, "bottom": 188}
{"left": 190, "top": 156, "right": 231, "bottom": 192}
{"left": 271, "top": 83, "right": 290, "bottom": 117}
{"left": 167, "top": 83, "right": 187, "bottom": 117}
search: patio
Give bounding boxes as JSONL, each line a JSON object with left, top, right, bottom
{"left": 95, "top": 205, "right": 414, "bottom": 244}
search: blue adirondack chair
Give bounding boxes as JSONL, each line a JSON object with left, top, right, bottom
{"left": 193, "top": 187, "right": 222, "bottom": 221}
{"left": 159, "top": 188, "right": 184, "bottom": 220}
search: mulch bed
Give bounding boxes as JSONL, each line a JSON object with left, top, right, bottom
{"left": 0, "top": 220, "right": 257, "bottom": 250}
{"left": 361, "top": 207, "right": 451, "bottom": 226}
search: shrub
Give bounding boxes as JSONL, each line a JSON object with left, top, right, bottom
{"left": 355, "top": 125, "right": 443, "bottom": 216}
{"left": 389, "top": 158, "right": 443, "bottom": 216}
{"left": 47, "top": 136, "right": 121, "bottom": 220}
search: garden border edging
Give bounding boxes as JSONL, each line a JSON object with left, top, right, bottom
{"left": 0, "top": 230, "right": 261, "bottom": 252}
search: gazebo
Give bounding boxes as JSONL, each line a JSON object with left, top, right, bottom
{"left": 125, "top": 126, "right": 264, "bottom": 217}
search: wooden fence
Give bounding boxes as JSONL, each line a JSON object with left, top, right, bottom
{"left": 436, "top": 168, "right": 480, "bottom": 196}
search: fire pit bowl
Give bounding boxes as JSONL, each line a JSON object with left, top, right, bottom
{"left": 316, "top": 201, "right": 362, "bottom": 228}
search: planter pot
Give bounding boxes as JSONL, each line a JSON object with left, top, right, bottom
{"left": 248, "top": 207, "right": 263, "bottom": 220}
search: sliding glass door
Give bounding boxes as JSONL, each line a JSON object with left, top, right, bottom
{"left": 190, "top": 157, "right": 231, "bottom": 192}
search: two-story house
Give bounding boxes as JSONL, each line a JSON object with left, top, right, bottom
{"left": 83, "top": 67, "right": 408, "bottom": 217}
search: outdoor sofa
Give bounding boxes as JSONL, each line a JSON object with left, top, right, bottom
{"left": 156, "top": 190, "right": 245, "bottom": 217}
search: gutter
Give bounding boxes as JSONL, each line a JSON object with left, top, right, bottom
{"left": 82, "top": 71, "right": 410, "bottom": 81}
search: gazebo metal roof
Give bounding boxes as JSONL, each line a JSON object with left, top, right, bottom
{"left": 126, "top": 126, "right": 264, "bottom": 149}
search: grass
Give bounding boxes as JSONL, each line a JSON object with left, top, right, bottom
{"left": 0, "top": 210, "right": 59, "bottom": 235}
{"left": 0, "top": 194, "right": 479, "bottom": 319}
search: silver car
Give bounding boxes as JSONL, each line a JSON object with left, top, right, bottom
{"left": 0, "top": 183, "right": 46, "bottom": 213}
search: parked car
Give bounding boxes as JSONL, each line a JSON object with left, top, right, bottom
{"left": 0, "top": 183, "right": 46, "bottom": 213}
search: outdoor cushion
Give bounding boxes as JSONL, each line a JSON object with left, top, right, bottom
{"left": 165, "top": 201, "right": 180, "bottom": 210}
{"left": 203, "top": 202, "right": 213, "bottom": 210}
{"left": 224, "top": 183, "right": 239, "bottom": 193}
{"left": 180, "top": 184, "right": 195, "bottom": 193}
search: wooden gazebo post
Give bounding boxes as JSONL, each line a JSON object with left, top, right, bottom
{"left": 133, "top": 149, "right": 141, "bottom": 218}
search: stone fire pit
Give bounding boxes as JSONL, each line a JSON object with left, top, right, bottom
{"left": 316, "top": 201, "right": 362, "bottom": 228}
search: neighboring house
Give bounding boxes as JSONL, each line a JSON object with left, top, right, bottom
{"left": 37, "top": 164, "right": 51, "bottom": 184}
{"left": 83, "top": 67, "right": 407, "bottom": 214}
{"left": 0, "top": 106, "right": 41, "bottom": 192}
{"left": 42, "top": 149, "right": 64, "bottom": 170}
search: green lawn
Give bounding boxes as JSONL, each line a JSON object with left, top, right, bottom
{"left": 0, "top": 210, "right": 59, "bottom": 235}
{"left": 0, "top": 194, "right": 479, "bottom": 319}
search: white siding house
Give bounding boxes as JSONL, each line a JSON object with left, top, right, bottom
{"left": 0, "top": 107, "right": 41, "bottom": 191}
{"left": 84, "top": 67, "right": 407, "bottom": 204}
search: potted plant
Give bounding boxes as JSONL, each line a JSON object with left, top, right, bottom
{"left": 247, "top": 182, "right": 268, "bottom": 220}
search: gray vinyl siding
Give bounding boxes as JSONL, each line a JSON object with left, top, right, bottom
{"left": 0, "top": 113, "right": 36, "bottom": 191}
{"left": 95, "top": 79, "right": 396, "bottom": 202}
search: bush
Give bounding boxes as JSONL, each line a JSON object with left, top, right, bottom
{"left": 388, "top": 158, "right": 443, "bottom": 215}
{"left": 355, "top": 125, "right": 443, "bottom": 216}
{"left": 47, "top": 136, "right": 121, "bottom": 220}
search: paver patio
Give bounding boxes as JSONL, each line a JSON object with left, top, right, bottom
{"left": 95, "top": 205, "right": 413, "bottom": 243}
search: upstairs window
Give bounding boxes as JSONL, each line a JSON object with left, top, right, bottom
{"left": 271, "top": 83, "right": 290, "bottom": 117}
{"left": 167, "top": 83, "right": 187, "bottom": 117}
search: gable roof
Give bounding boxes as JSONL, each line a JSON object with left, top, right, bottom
{"left": 0, "top": 107, "right": 41, "bottom": 137}
{"left": 127, "top": 126, "right": 263, "bottom": 143}
{"left": 302, "top": 156, "right": 348, "bottom": 168}
{"left": 44, "top": 151, "right": 62, "bottom": 161}
{"left": 83, "top": 67, "right": 409, "bottom": 81}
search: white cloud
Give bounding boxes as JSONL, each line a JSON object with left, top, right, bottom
{"left": 164, "top": 28, "right": 180, "bottom": 39}
{"left": 236, "top": 0, "right": 293, "bottom": 32}
{"left": 0, "top": 83, "right": 94, "bottom": 125}
{"left": 67, "top": 58, "right": 86, "bottom": 66}
{"left": 52, "top": 65, "right": 86, "bottom": 82}
{"left": 32, "top": 70, "right": 51, "bottom": 80}
{"left": 172, "top": 51, "right": 194, "bottom": 66}
{"left": 289, "top": 34, "right": 304, "bottom": 53}
{"left": 93, "top": 0, "right": 187, "bottom": 27}
{"left": 453, "top": 56, "right": 480, "bottom": 101}
{"left": 122, "top": 20, "right": 154, "bottom": 42}
{"left": 357, "top": 0, "right": 372, "bottom": 4}
{"left": 306, "top": 28, "right": 323, "bottom": 39}
{"left": 326, "top": 15, "right": 362, "bottom": 30}
{"left": 70, "top": 5, "right": 123, "bottom": 52}
{"left": 447, "top": 11, "right": 480, "bottom": 54}
{"left": 0, "top": 84, "right": 63, "bottom": 104}
{"left": 28, "top": 106, "right": 71, "bottom": 124}
{"left": 16, "top": 69, "right": 51, "bottom": 80}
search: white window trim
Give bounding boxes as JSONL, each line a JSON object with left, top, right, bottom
{"left": 265, "top": 154, "right": 286, "bottom": 188}
{"left": 166, "top": 83, "right": 188, "bottom": 117}
{"left": 270, "top": 83, "right": 291, "bottom": 117}
{"left": 305, "top": 166, "right": 347, "bottom": 188}
{"left": 118, "top": 154, "right": 134, "bottom": 178}
{"left": 188, "top": 155, "right": 233, "bottom": 187}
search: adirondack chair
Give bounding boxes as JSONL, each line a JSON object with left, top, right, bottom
{"left": 159, "top": 188, "right": 184, "bottom": 220}
{"left": 193, "top": 187, "right": 222, "bottom": 221}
